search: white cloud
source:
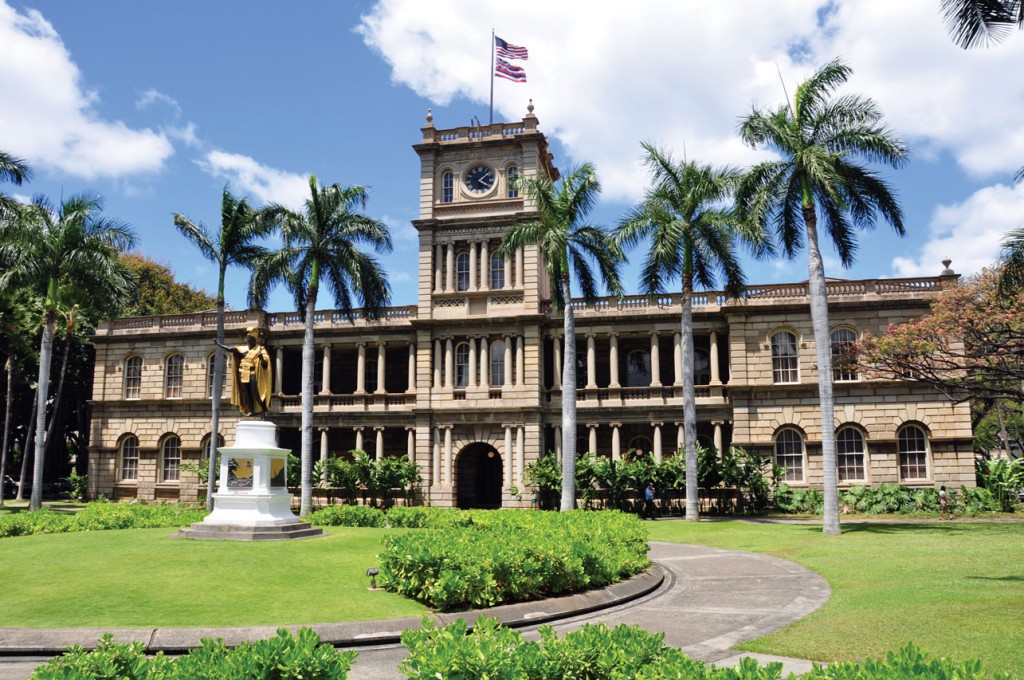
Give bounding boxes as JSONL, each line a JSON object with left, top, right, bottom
{"left": 135, "top": 89, "right": 182, "bottom": 118}
{"left": 892, "top": 182, "right": 1024, "bottom": 277}
{"left": 0, "top": 2, "right": 174, "bottom": 179}
{"left": 198, "top": 150, "right": 311, "bottom": 209}
{"left": 358, "top": 0, "right": 1024, "bottom": 201}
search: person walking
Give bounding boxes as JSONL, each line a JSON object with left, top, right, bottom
{"left": 643, "top": 482, "right": 657, "bottom": 520}
{"left": 938, "top": 485, "right": 951, "bottom": 520}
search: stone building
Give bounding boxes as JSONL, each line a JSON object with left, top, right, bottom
{"left": 86, "top": 107, "right": 976, "bottom": 506}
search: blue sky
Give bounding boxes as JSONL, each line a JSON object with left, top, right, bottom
{"left": 3, "top": 0, "right": 1023, "bottom": 313}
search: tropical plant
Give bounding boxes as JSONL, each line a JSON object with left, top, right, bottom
{"left": 0, "top": 150, "right": 31, "bottom": 220}
{"left": 737, "top": 58, "right": 909, "bottom": 535}
{"left": 174, "top": 187, "right": 272, "bottom": 510}
{"left": 975, "top": 457, "right": 1024, "bottom": 511}
{"left": 0, "top": 194, "right": 136, "bottom": 510}
{"left": 251, "top": 176, "right": 392, "bottom": 518}
{"left": 0, "top": 288, "right": 38, "bottom": 505}
{"left": 498, "top": 163, "right": 623, "bottom": 512}
{"left": 615, "top": 143, "right": 768, "bottom": 521}
{"left": 940, "top": 0, "right": 1023, "bottom": 48}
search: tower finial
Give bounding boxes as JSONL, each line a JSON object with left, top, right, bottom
{"left": 425, "top": 108, "right": 433, "bottom": 125}
{"left": 941, "top": 258, "right": 954, "bottom": 275}
{"left": 527, "top": 99, "right": 534, "bottom": 114}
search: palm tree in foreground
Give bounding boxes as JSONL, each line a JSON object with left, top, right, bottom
{"left": 251, "top": 176, "right": 392, "bottom": 518}
{"left": 616, "top": 143, "right": 768, "bottom": 521}
{"left": 736, "top": 58, "right": 908, "bottom": 536}
{"left": 0, "top": 194, "right": 136, "bottom": 510}
{"left": 940, "top": 0, "right": 1023, "bottom": 47}
{"left": 174, "top": 188, "right": 272, "bottom": 510}
{"left": 499, "top": 163, "right": 623, "bottom": 512}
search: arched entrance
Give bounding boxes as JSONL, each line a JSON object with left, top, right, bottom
{"left": 456, "top": 442, "right": 503, "bottom": 509}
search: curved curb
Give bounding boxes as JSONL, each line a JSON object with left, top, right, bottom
{"left": 0, "top": 567, "right": 664, "bottom": 655}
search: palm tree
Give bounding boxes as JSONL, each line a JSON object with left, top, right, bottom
{"left": 0, "top": 289, "right": 38, "bottom": 505}
{"left": 0, "top": 194, "right": 136, "bottom": 510}
{"left": 940, "top": 0, "right": 1023, "bottom": 47}
{"left": 616, "top": 143, "right": 769, "bottom": 521}
{"left": 498, "top": 163, "right": 623, "bottom": 512}
{"left": 0, "top": 151, "right": 31, "bottom": 220}
{"left": 174, "top": 188, "right": 271, "bottom": 510}
{"left": 250, "top": 176, "right": 392, "bottom": 518}
{"left": 736, "top": 58, "right": 908, "bottom": 536}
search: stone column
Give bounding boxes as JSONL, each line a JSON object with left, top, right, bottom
{"left": 356, "top": 343, "right": 367, "bottom": 394}
{"left": 608, "top": 333, "right": 620, "bottom": 388}
{"left": 710, "top": 330, "right": 722, "bottom": 385}
{"left": 434, "top": 244, "right": 443, "bottom": 293}
{"left": 650, "top": 332, "right": 662, "bottom": 387}
{"left": 586, "top": 335, "right": 597, "bottom": 389}
{"left": 275, "top": 347, "right": 284, "bottom": 395}
{"left": 443, "top": 426, "right": 453, "bottom": 486}
{"left": 553, "top": 335, "right": 562, "bottom": 389}
{"left": 653, "top": 422, "right": 663, "bottom": 463}
{"left": 516, "top": 425, "right": 525, "bottom": 485}
{"left": 468, "top": 338, "right": 478, "bottom": 387}
{"left": 432, "top": 428, "right": 441, "bottom": 487}
{"left": 611, "top": 423, "right": 621, "bottom": 462}
{"left": 319, "top": 428, "right": 329, "bottom": 484}
{"left": 713, "top": 421, "right": 724, "bottom": 455}
{"left": 372, "top": 427, "right": 383, "bottom": 460}
{"left": 445, "top": 242, "right": 455, "bottom": 292}
{"left": 354, "top": 427, "right": 364, "bottom": 452}
{"left": 480, "top": 240, "right": 490, "bottom": 291}
{"left": 433, "top": 339, "right": 442, "bottom": 388}
{"left": 504, "top": 335, "right": 513, "bottom": 387}
{"left": 444, "top": 338, "right": 454, "bottom": 389}
{"left": 480, "top": 337, "right": 490, "bottom": 386}
{"left": 516, "top": 337, "right": 525, "bottom": 386}
{"left": 588, "top": 424, "right": 597, "bottom": 455}
{"left": 407, "top": 343, "right": 416, "bottom": 393}
{"left": 375, "top": 342, "right": 386, "bottom": 394}
{"left": 503, "top": 256, "right": 512, "bottom": 290}
{"left": 673, "top": 332, "right": 682, "bottom": 385}
{"left": 677, "top": 423, "right": 685, "bottom": 453}
{"left": 320, "top": 344, "right": 332, "bottom": 395}
{"left": 554, "top": 425, "right": 562, "bottom": 463}
{"left": 468, "top": 241, "right": 478, "bottom": 292}
{"left": 504, "top": 426, "right": 514, "bottom": 488}
{"left": 515, "top": 247, "right": 524, "bottom": 288}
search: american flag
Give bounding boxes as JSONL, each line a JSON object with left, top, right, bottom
{"left": 495, "top": 36, "right": 528, "bottom": 60}
{"left": 495, "top": 57, "right": 527, "bottom": 83}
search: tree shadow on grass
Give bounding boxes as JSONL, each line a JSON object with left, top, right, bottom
{"left": 810, "top": 521, "right": 989, "bottom": 535}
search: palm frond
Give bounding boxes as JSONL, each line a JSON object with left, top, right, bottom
{"left": 941, "top": 0, "right": 1023, "bottom": 48}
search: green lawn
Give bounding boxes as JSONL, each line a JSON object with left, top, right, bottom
{"left": 0, "top": 527, "right": 427, "bottom": 628}
{"left": 648, "top": 519, "right": 1024, "bottom": 677}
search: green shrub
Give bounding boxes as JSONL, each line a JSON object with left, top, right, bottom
{"left": 0, "top": 502, "right": 205, "bottom": 539}
{"left": 802, "top": 642, "right": 1013, "bottom": 680}
{"left": 384, "top": 506, "right": 474, "bottom": 529}
{"left": 976, "top": 457, "right": 1024, "bottom": 512}
{"left": 32, "top": 628, "right": 357, "bottom": 679}
{"left": 307, "top": 504, "right": 385, "bottom": 527}
{"left": 379, "top": 510, "right": 649, "bottom": 611}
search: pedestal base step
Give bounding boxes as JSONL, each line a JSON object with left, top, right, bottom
{"left": 174, "top": 522, "right": 324, "bottom": 541}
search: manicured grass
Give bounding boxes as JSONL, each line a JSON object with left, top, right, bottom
{"left": 0, "top": 527, "right": 427, "bottom": 628}
{"left": 647, "top": 519, "right": 1024, "bottom": 678}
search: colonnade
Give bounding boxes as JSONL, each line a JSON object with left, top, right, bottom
{"left": 433, "top": 240, "right": 524, "bottom": 293}
{"left": 431, "top": 335, "right": 525, "bottom": 388}
{"left": 273, "top": 343, "right": 417, "bottom": 396}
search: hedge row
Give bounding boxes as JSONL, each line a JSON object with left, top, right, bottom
{"left": 401, "top": 617, "right": 1014, "bottom": 679}
{"left": 0, "top": 502, "right": 207, "bottom": 538}
{"left": 377, "top": 509, "right": 650, "bottom": 611}
{"left": 31, "top": 628, "right": 356, "bottom": 679}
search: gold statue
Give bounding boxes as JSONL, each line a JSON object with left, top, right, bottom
{"left": 216, "top": 327, "right": 272, "bottom": 417}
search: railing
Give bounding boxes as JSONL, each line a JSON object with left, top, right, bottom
{"left": 100, "top": 310, "right": 259, "bottom": 334}
{"left": 545, "top": 384, "right": 727, "bottom": 406}
{"left": 274, "top": 393, "right": 415, "bottom": 411}
{"left": 266, "top": 305, "right": 416, "bottom": 328}
{"left": 428, "top": 121, "right": 532, "bottom": 144}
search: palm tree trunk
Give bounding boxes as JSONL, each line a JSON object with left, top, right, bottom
{"left": 804, "top": 206, "right": 841, "bottom": 536}
{"left": 30, "top": 312, "right": 55, "bottom": 511}
{"left": 681, "top": 276, "right": 699, "bottom": 521}
{"left": 0, "top": 360, "right": 13, "bottom": 505}
{"left": 560, "top": 276, "right": 577, "bottom": 512}
{"left": 208, "top": 295, "right": 226, "bottom": 511}
{"left": 299, "top": 294, "right": 316, "bottom": 518}
{"left": 42, "top": 317, "right": 74, "bottom": 462}
{"left": 15, "top": 393, "right": 36, "bottom": 501}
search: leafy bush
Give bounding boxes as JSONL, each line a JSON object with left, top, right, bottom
{"left": 0, "top": 502, "right": 206, "bottom": 539}
{"left": 773, "top": 485, "right": 824, "bottom": 514}
{"left": 378, "top": 510, "right": 649, "bottom": 611}
{"left": 802, "top": 642, "right": 1013, "bottom": 680}
{"left": 307, "top": 504, "right": 385, "bottom": 527}
{"left": 384, "top": 506, "right": 474, "bottom": 529}
{"left": 976, "top": 457, "right": 1023, "bottom": 512}
{"left": 32, "top": 627, "right": 357, "bottom": 679}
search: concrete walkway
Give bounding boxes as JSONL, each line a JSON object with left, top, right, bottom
{"left": 0, "top": 541, "right": 830, "bottom": 679}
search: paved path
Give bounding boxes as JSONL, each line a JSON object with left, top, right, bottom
{"left": 0, "top": 542, "right": 830, "bottom": 679}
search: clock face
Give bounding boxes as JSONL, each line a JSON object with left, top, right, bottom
{"left": 464, "top": 165, "right": 496, "bottom": 194}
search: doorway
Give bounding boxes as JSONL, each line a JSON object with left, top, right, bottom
{"left": 455, "top": 443, "right": 503, "bottom": 509}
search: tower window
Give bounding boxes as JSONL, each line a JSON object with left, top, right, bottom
{"left": 507, "top": 166, "right": 519, "bottom": 198}
{"left": 441, "top": 171, "right": 454, "bottom": 203}
{"left": 456, "top": 252, "right": 470, "bottom": 291}
{"left": 490, "top": 250, "right": 505, "bottom": 289}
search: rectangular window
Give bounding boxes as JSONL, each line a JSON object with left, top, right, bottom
{"left": 120, "top": 437, "right": 139, "bottom": 481}
{"left": 162, "top": 437, "right": 181, "bottom": 482}
{"left": 165, "top": 355, "right": 184, "bottom": 398}
{"left": 771, "top": 333, "right": 799, "bottom": 383}
{"left": 124, "top": 357, "right": 142, "bottom": 399}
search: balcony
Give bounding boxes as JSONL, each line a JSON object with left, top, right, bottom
{"left": 545, "top": 384, "right": 729, "bottom": 408}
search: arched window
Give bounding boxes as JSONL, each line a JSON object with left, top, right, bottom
{"left": 441, "top": 171, "right": 454, "bottom": 203}
{"left": 490, "top": 250, "right": 505, "bottom": 289}
{"left": 629, "top": 436, "right": 653, "bottom": 456}
{"left": 123, "top": 356, "right": 142, "bottom": 399}
{"left": 836, "top": 426, "right": 866, "bottom": 482}
{"left": 201, "top": 433, "right": 225, "bottom": 464}
{"left": 506, "top": 166, "right": 519, "bottom": 198}
{"left": 165, "top": 354, "right": 184, "bottom": 398}
{"left": 898, "top": 425, "right": 929, "bottom": 481}
{"left": 455, "top": 251, "right": 471, "bottom": 291}
{"left": 694, "top": 349, "right": 711, "bottom": 385}
{"left": 771, "top": 331, "right": 799, "bottom": 383}
{"left": 490, "top": 340, "right": 506, "bottom": 386}
{"left": 774, "top": 428, "right": 804, "bottom": 482}
{"left": 831, "top": 328, "right": 858, "bottom": 381}
{"left": 119, "top": 435, "right": 139, "bottom": 481}
{"left": 455, "top": 342, "right": 470, "bottom": 387}
{"left": 626, "top": 350, "right": 651, "bottom": 387}
{"left": 161, "top": 435, "right": 181, "bottom": 482}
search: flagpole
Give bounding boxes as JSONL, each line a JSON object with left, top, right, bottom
{"left": 489, "top": 29, "right": 495, "bottom": 125}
